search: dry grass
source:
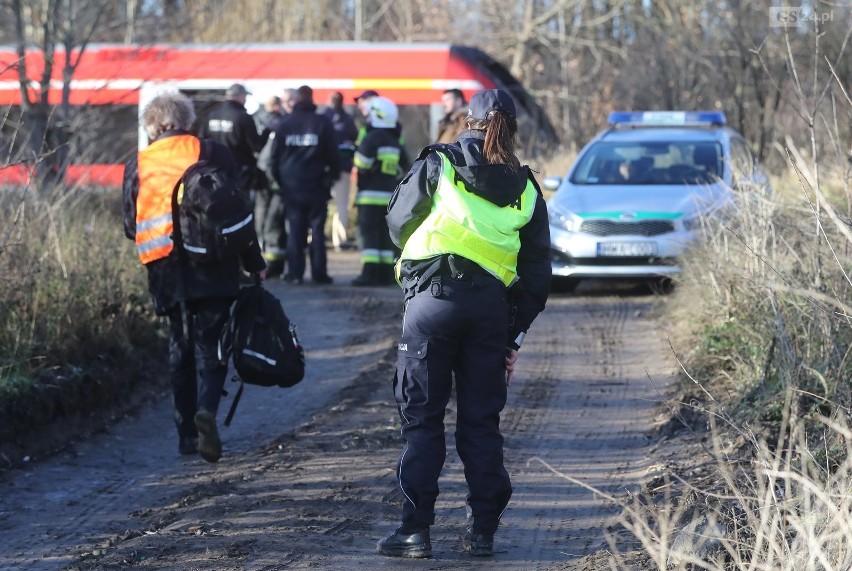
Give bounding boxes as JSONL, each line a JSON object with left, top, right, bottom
{"left": 537, "top": 151, "right": 852, "bottom": 568}
{"left": 536, "top": 46, "right": 852, "bottom": 565}
{"left": 0, "top": 184, "right": 159, "bottom": 395}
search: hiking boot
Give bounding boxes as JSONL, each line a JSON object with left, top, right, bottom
{"left": 178, "top": 436, "right": 198, "bottom": 455}
{"left": 462, "top": 529, "right": 494, "bottom": 556}
{"left": 193, "top": 410, "right": 221, "bottom": 463}
{"left": 377, "top": 527, "right": 432, "bottom": 558}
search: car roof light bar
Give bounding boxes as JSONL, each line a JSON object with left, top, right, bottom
{"left": 608, "top": 111, "right": 727, "bottom": 127}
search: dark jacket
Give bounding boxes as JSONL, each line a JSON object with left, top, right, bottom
{"left": 199, "top": 100, "right": 269, "bottom": 177}
{"left": 253, "top": 107, "right": 282, "bottom": 135}
{"left": 386, "top": 130, "right": 551, "bottom": 348}
{"left": 271, "top": 101, "right": 340, "bottom": 204}
{"left": 123, "top": 131, "right": 266, "bottom": 316}
{"left": 322, "top": 107, "right": 358, "bottom": 172}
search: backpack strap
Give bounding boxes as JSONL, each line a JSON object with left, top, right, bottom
{"left": 223, "top": 377, "right": 244, "bottom": 427}
{"left": 198, "top": 137, "right": 213, "bottom": 162}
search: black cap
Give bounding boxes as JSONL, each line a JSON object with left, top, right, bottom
{"left": 354, "top": 89, "right": 379, "bottom": 102}
{"left": 468, "top": 89, "right": 516, "bottom": 120}
{"left": 226, "top": 83, "right": 251, "bottom": 97}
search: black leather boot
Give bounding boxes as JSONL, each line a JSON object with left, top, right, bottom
{"left": 462, "top": 528, "right": 494, "bottom": 556}
{"left": 377, "top": 527, "right": 432, "bottom": 558}
{"left": 178, "top": 436, "right": 198, "bottom": 455}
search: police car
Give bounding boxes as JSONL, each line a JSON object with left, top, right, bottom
{"left": 544, "top": 111, "right": 767, "bottom": 289}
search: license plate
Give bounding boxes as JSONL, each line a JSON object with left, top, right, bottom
{"left": 597, "top": 242, "right": 658, "bottom": 256}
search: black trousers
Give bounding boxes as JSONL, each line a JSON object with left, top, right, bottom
{"left": 167, "top": 297, "right": 231, "bottom": 439}
{"left": 356, "top": 204, "right": 397, "bottom": 282}
{"left": 393, "top": 274, "right": 512, "bottom": 535}
{"left": 285, "top": 199, "right": 329, "bottom": 280}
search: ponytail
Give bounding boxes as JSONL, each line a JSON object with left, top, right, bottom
{"left": 465, "top": 111, "right": 520, "bottom": 167}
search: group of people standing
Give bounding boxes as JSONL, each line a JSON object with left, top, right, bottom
{"left": 199, "top": 82, "right": 417, "bottom": 287}
{"left": 203, "top": 83, "right": 337, "bottom": 285}
{"left": 123, "top": 84, "right": 550, "bottom": 559}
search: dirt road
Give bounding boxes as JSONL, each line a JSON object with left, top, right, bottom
{"left": 0, "top": 251, "right": 676, "bottom": 570}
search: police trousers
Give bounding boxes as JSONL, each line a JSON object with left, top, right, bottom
{"left": 166, "top": 298, "right": 231, "bottom": 439}
{"left": 393, "top": 273, "right": 512, "bottom": 535}
{"left": 285, "top": 198, "right": 329, "bottom": 280}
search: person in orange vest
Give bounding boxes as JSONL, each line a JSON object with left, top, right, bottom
{"left": 123, "top": 91, "right": 266, "bottom": 463}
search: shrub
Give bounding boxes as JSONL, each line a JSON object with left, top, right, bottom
{"left": 0, "top": 186, "right": 161, "bottom": 399}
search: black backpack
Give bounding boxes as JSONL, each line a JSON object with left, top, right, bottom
{"left": 218, "top": 281, "right": 305, "bottom": 425}
{"left": 174, "top": 142, "right": 255, "bottom": 264}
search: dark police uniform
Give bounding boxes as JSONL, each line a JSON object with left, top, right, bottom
{"left": 270, "top": 100, "right": 339, "bottom": 283}
{"left": 198, "top": 99, "right": 268, "bottom": 193}
{"left": 385, "top": 129, "right": 551, "bottom": 538}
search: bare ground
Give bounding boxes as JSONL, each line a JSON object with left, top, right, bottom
{"left": 0, "top": 251, "right": 684, "bottom": 570}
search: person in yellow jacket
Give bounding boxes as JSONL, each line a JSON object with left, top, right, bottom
{"left": 378, "top": 89, "right": 551, "bottom": 558}
{"left": 123, "top": 92, "right": 266, "bottom": 463}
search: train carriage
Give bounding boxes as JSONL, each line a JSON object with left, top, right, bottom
{"left": 0, "top": 42, "right": 557, "bottom": 187}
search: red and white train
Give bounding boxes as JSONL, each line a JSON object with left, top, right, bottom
{"left": 0, "top": 42, "right": 556, "bottom": 187}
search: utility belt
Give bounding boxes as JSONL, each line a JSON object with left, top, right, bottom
{"left": 405, "top": 254, "right": 499, "bottom": 299}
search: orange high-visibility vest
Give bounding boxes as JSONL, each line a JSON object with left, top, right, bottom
{"left": 135, "top": 135, "right": 201, "bottom": 264}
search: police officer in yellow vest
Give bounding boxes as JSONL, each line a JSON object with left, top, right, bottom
{"left": 379, "top": 89, "right": 551, "bottom": 558}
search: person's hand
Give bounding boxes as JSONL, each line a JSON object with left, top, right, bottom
{"left": 257, "top": 269, "right": 268, "bottom": 282}
{"left": 505, "top": 349, "right": 518, "bottom": 386}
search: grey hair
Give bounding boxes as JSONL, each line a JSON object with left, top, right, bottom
{"left": 141, "top": 92, "right": 196, "bottom": 140}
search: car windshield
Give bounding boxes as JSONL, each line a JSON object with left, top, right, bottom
{"left": 569, "top": 140, "right": 723, "bottom": 185}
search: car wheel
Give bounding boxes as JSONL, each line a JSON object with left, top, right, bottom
{"left": 647, "top": 277, "right": 675, "bottom": 295}
{"left": 552, "top": 277, "right": 580, "bottom": 293}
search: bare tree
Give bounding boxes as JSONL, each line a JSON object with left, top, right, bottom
{"left": 9, "top": 0, "right": 110, "bottom": 182}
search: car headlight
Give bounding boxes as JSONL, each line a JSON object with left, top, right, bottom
{"left": 548, "top": 207, "right": 581, "bottom": 232}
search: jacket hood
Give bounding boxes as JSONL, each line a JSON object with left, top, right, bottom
{"left": 448, "top": 131, "right": 528, "bottom": 208}
{"left": 293, "top": 101, "right": 318, "bottom": 113}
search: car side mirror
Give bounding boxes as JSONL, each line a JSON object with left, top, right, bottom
{"left": 542, "top": 176, "right": 562, "bottom": 191}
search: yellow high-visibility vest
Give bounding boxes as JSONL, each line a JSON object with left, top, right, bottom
{"left": 397, "top": 152, "right": 537, "bottom": 287}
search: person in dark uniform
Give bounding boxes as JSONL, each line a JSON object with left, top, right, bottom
{"left": 270, "top": 85, "right": 339, "bottom": 284}
{"left": 351, "top": 96, "right": 408, "bottom": 286}
{"left": 378, "top": 89, "right": 551, "bottom": 558}
{"left": 198, "top": 83, "right": 270, "bottom": 195}
{"left": 123, "top": 92, "right": 266, "bottom": 463}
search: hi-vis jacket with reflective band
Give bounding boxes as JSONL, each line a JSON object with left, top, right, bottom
{"left": 397, "top": 152, "right": 537, "bottom": 287}
{"left": 353, "top": 128, "right": 403, "bottom": 207}
{"left": 135, "top": 135, "right": 201, "bottom": 264}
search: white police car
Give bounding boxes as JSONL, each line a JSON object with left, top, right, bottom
{"left": 544, "top": 111, "right": 767, "bottom": 289}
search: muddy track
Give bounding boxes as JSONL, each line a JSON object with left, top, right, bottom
{"left": 0, "top": 256, "right": 677, "bottom": 570}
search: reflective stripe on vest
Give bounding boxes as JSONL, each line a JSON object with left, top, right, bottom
{"left": 360, "top": 248, "right": 396, "bottom": 265}
{"left": 397, "top": 152, "right": 537, "bottom": 287}
{"left": 135, "top": 135, "right": 201, "bottom": 264}
{"left": 355, "top": 189, "right": 394, "bottom": 206}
